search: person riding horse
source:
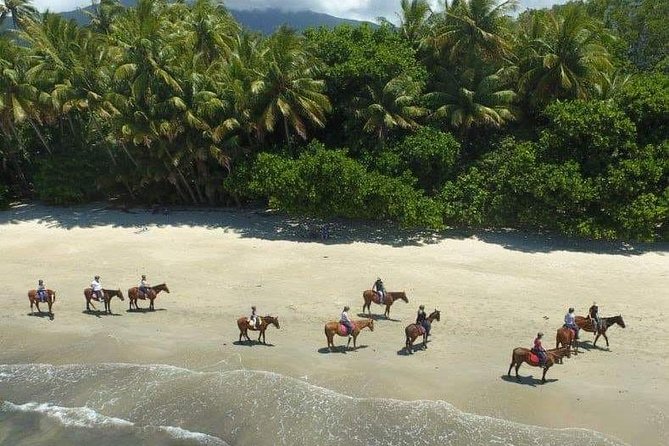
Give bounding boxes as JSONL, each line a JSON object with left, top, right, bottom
{"left": 37, "top": 279, "right": 47, "bottom": 302}
{"left": 340, "top": 306, "right": 353, "bottom": 336}
{"left": 91, "top": 276, "right": 103, "bottom": 301}
{"left": 372, "top": 278, "right": 386, "bottom": 304}
{"left": 138, "top": 275, "right": 150, "bottom": 298}
{"left": 564, "top": 307, "right": 580, "bottom": 339}
{"left": 416, "top": 305, "right": 430, "bottom": 336}
{"left": 589, "top": 302, "right": 601, "bottom": 335}
{"left": 248, "top": 306, "right": 259, "bottom": 328}
{"left": 532, "top": 332, "right": 547, "bottom": 366}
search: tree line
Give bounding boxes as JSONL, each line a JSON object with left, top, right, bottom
{"left": 0, "top": 0, "right": 667, "bottom": 241}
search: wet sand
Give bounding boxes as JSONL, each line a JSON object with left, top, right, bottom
{"left": 0, "top": 204, "right": 667, "bottom": 445}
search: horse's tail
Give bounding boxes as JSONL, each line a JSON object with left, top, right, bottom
{"left": 52, "top": 291, "right": 56, "bottom": 303}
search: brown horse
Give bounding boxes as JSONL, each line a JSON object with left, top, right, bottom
{"left": 405, "top": 310, "right": 441, "bottom": 353}
{"left": 507, "top": 347, "right": 571, "bottom": 383}
{"left": 237, "top": 315, "right": 280, "bottom": 344}
{"left": 362, "top": 290, "right": 409, "bottom": 318}
{"left": 556, "top": 326, "right": 579, "bottom": 356}
{"left": 28, "top": 289, "right": 56, "bottom": 320}
{"left": 127, "top": 283, "right": 170, "bottom": 311}
{"left": 576, "top": 315, "right": 625, "bottom": 348}
{"left": 324, "top": 319, "right": 374, "bottom": 351}
{"left": 84, "top": 288, "right": 124, "bottom": 314}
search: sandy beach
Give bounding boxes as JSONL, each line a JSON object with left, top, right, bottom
{"left": 0, "top": 203, "right": 667, "bottom": 446}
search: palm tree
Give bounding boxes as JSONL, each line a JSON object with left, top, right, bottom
{"left": 87, "top": 0, "right": 125, "bottom": 34}
{"left": 426, "top": 66, "right": 517, "bottom": 132}
{"left": 430, "top": 0, "right": 517, "bottom": 66}
{"left": 355, "top": 74, "right": 427, "bottom": 144}
{"left": 517, "top": 5, "right": 612, "bottom": 106}
{"left": 0, "top": 0, "right": 38, "bottom": 29}
{"left": 254, "top": 26, "right": 332, "bottom": 144}
{"left": 396, "top": 0, "right": 432, "bottom": 48}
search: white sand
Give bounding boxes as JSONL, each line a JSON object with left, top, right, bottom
{"left": 0, "top": 203, "right": 667, "bottom": 445}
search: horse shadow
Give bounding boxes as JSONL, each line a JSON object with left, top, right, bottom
{"left": 500, "top": 374, "right": 558, "bottom": 387}
{"left": 576, "top": 340, "right": 608, "bottom": 352}
{"left": 232, "top": 340, "right": 275, "bottom": 347}
{"left": 396, "top": 340, "right": 430, "bottom": 356}
{"left": 356, "top": 313, "right": 401, "bottom": 322}
{"left": 317, "top": 345, "right": 369, "bottom": 354}
{"left": 82, "top": 310, "right": 122, "bottom": 318}
{"left": 27, "top": 312, "right": 54, "bottom": 321}
{"left": 126, "top": 308, "right": 167, "bottom": 314}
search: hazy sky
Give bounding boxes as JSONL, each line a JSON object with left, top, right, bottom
{"left": 33, "top": 0, "right": 560, "bottom": 21}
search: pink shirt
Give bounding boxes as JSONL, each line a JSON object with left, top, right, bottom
{"left": 534, "top": 338, "right": 544, "bottom": 351}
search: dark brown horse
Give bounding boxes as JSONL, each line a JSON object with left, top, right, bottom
{"left": 576, "top": 315, "right": 625, "bottom": 348}
{"left": 127, "top": 283, "right": 170, "bottom": 311}
{"left": 84, "top": 288, "right": 124, "bottom": 314}
{"left": 556, "top": 326, "right": 579, "bottom": 356}
{"left": 237, "top": 315, "right": 280, "bottom": 344}
{"left": 405, "top": 310, "right": 441, "bottom": 353}
{"left": 28, "top": 289, "right": 56, "bottom": 320}
{"left": 324, "top": 319, "right": 374, "bottom": 351}
{"left": 362, "top": 290, "right": 409, "bottom": 318}
{"left": 507, "top": 347, "right": 571, "bottom": 383}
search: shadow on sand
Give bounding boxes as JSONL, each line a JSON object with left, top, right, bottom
{"left": 232, "top": 340, "right": 275, "bottom": 347}
{"left": 396, "top": 340, "right": 430, "bottom": 356}
{"left": 500, "top": 374, "right": 558, "bottom": 387}
{"left": 3, "top": 202, "right": 667, "bottom": 254}
{"left": 356, "top": 313, "right": 401, "bottom": 322}
{"left": 82, "top": 310, "right": 122, "bottom": 318}
{"left": 27, "top": 312, "right": 54, "bottom": 321}
{"left": 317, "top": 345, "right": 369, "bottom": 354}
{"left": 126, "top": 308, "right": 167, "bottom": 314}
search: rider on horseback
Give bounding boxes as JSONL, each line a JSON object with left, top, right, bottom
{"left": 416, "top": 305, "right": 429, "bottom": 336}
{"left": 564, "top": 307, "right": 580, "bottom": 339}
{"left": 139, "top": 275, "right": 150, "bottom": 298}
{"left": 340, "top": 306, "right": 353, "bottom": 336}
{"left": 589, "top": 302, "right": 601, "bottom": 335}
{"left": 372, "top": 278, "right": 386, "bottom": 304}
{"left": 91, "top": 276, "right": 103, "bottom": 301}
{"left": 532, "top": 332, "right": 547, "bottom": 366}
{"left": 37, "top": 279, "right": 47, "bottom": 302}
{"left": 249, "top": 306, "right": 259, "bottom": 328}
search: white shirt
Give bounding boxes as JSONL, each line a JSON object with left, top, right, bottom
{"left": 91, "top": 280, "right": 102, "bottom": 292}
{"left": 140, "top": 279, "right": 149, "bottom": 288}
{"left": 340, "top": 311, "right": 351, "bottom": 323}
{"left": 565, "top": 313, "right": 575, "bottom": 325}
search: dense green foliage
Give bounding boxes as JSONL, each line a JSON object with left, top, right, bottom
{"left": 0, "top": 0, "right": 667, "bottom": 240}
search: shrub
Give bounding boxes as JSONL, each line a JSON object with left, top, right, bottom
{"left": 0, "top": 182, "right": 9, "bottom": 209}
{"left": 615, "top": 73, "right": 669, "bottom": 145}
{"left": 33, "top": 149, "right": 105, "bottom": 205}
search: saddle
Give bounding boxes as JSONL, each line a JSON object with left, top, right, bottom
{"left": 338, "top": 324, "right": 352, "bottom": 336}
{"left": 528, "top": 352, "right": 540, "bottom": 366}
{"left": 563, "top": 325, "right": 577, "bottom": 337}
{"left": 376, "top": 291, "right": 384, "bottom": 304}
{"left": 417, "top": 325, "right": 426, "bottom": 335}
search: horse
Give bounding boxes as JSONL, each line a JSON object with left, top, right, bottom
{"left": 28, "top": 289, "right": 56, "bottom": 320}
{"left": 556, "top": 326, "right": 579, "bottom": 357}
{"left": 507, "top": 347, "right": 571, "bottom": 383}
{"left": 237, "top": 315, "right": 280, "bottom": 344}
{"left": 362, "top": 290, "right": 409, "bottom": 319}
{"left": 324, "top": 319, "right": 374, "bottom": 351}
{"left": 84, "top": 288, "right": 124, "bottom": 314}
{"left": 127, "top": 283, "right": 170, "bottom": 311}
{"left": 576, "top": 315, "right": 625, "bottom": 348}
{"left": 405, "top": 310, "right": 441, "bottom": 353}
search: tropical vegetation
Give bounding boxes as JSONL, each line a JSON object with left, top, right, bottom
{"left": 0, "top": 0, "right": 667, "bottom": 240}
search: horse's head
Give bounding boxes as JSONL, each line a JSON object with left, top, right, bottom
{"left": 156, "top": 283, "right": 170, "bottom": 293}
{"left": 615, "top": 315, "right": 626, "bottom": 328}
{"left": 117, "top": 289, "right": 125, "bottom": 301}
{"left": 368, "top": 319, "right": 374, "bottom": 331}
{"left": 270, "top": 316, "right": 280, "bottom": 329}
{"left": 563, "top": 347, "right": 571, "bottom": 359}
{"left": 429, "top": 309, "right": 441, "bottom": 321}
{"left": 399, "top": 291, "right": 409, "bottom": 303}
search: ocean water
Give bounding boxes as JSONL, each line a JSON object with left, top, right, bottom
{"left": 0, "top": 363, "right": 627, "bottom": 446}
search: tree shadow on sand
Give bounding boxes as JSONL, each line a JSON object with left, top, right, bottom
{"left": 317, "top": 345, "right": 369, "bottom": 354}
{"left": 27, "top": 312, "right": 54, "bottom": 321}
{"left": 500, "top": 374, "right": 558, "bottom": 387}
{"left": 4, "top": 203, "right": 666, "bottom": 254}
{"left": 232, "top": 340, "right": 275, "bottom": 347}
{"left": 356, "top": 313, "right": 401, "bottom": 322}
{"left": 82, "top": 310, "right": 122, "bottom": 318}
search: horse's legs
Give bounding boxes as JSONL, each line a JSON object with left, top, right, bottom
{"left": 48, "top": 301, "right": 53, "bottom": 318}
{"left": 35, "top": 301, "right": 41, "bottom": 313}
{"left": 150, "top": 298, "right": 154, "bottom": 311}
{"left": 385, "top": 304, "right": 390, "bottom": 318}
{"left": 30, "top": 299, "right": 34, "bottom": 315}
{"left": 541, "top": 367, "right": 548, "bottom": 383}
{"left": 514, "top": 363, "right": 521, "bottom": 380}
{"left": 603, "top": 332, "right": 609, "bottom": 347}
{"left": 593, "top": 333, "right": 600, "bottom": 347}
